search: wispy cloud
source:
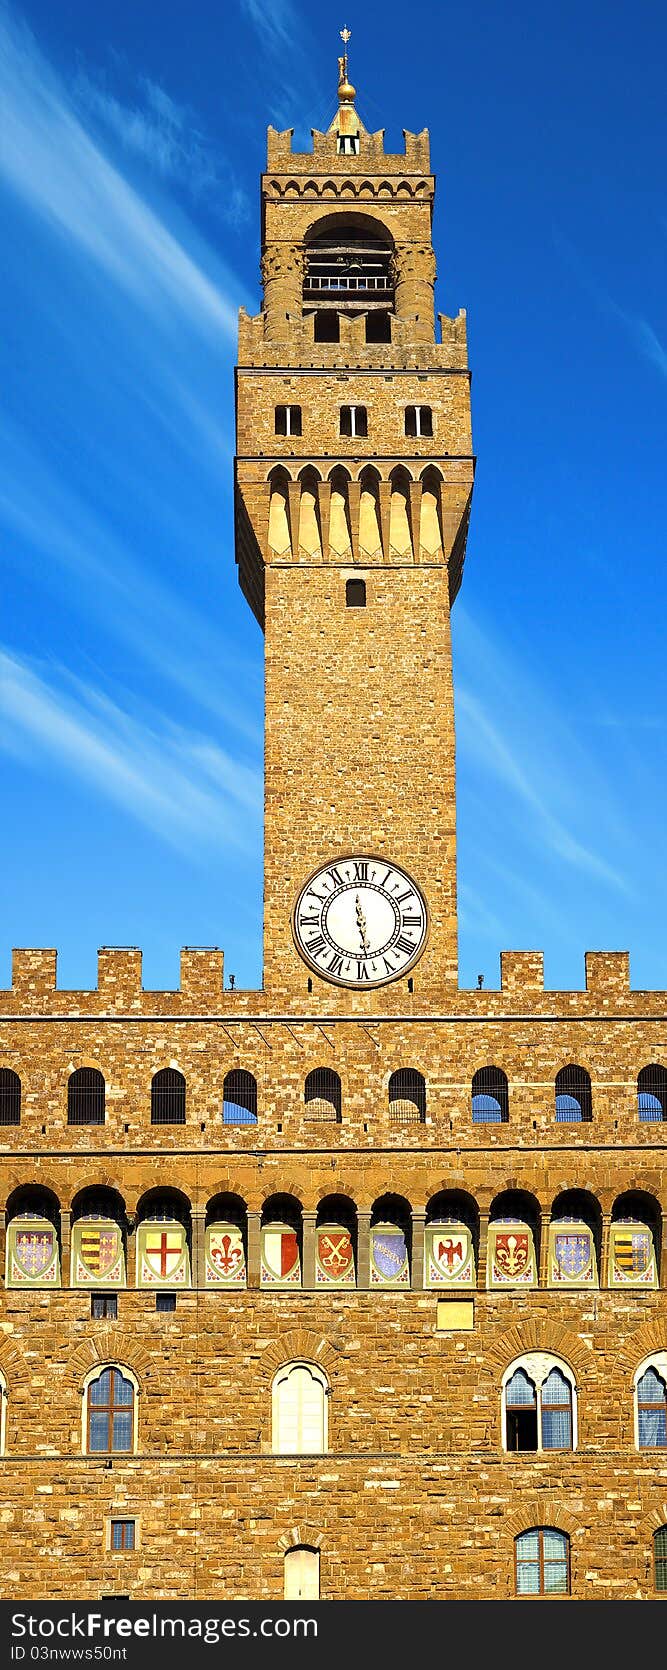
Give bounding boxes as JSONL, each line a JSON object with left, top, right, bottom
{"left": 0, "top": 7, "right": 243, "bottom": 336}
{"left": 555, "top": 231, "right": 667, "bottom": 384}
{"left": 0, "top": 650, "right": 261, "bottom": 857}
{"left": 239, "top": 0, "right": 298, "bottom": 55}
{"left": 454, "top": 606, "right": 632, "bottom": 895}
{"left": 75, "top": 66, "right": 248, "bottom": 225}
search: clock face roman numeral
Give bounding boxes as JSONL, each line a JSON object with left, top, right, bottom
{"left": 294, "top": 856, "right": 427, "bottom": 989}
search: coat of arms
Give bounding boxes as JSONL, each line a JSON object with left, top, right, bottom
{"left": 611, "top": 1227, "right": 653, "bottom": 1284}
{"left": 551, "top": 1230, "right": 593, "bottom": 1284}
{"left": 491, "top": 1229, "right": 532, "bottom": 1283}
{"left": 206, "top": 1226, "right": 246, "bottom": 1285}
{"left": 11, "top": 1223, "right": 58, "bottom": 1283}
{"left": 139, "top": 1223, "right": 188, "bottom": 1284}
{"left": 371, "top": 1226, "right": 409, "bottom": 1285}
{"left": 316, "top": 1227, "right": 354, "bottom": 1284}
{"left": 74, "top": 1223, "right": 123, "bottom": 1285}
{"left": 426, "top": 1225, "right": 473, "bottom": 1286}
{"left": 261, "top": 1226, "right": 300, "bottom": 1285}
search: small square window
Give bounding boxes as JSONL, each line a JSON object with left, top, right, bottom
{"left": 111, "top": 1520, "right": 135, "bottom": 1552}
{"left": 156, "top": 1292, "right": 176, "bottom": 1313}
{"left": 91, "top": 1293, "right": 117, "bottom": 1321}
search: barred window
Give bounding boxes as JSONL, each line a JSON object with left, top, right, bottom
{"left": 0, "top": 1069, "right": 21, "bottom": 1126}
{"left": 151, "top": 1068, "right": 185, "bottom": 1126}
{"left": 340, "top": 404, "right": 368, "bottom": 438}
{"left": 405, "top": 405, "right": 433, "bottom": 438}
{"left": 223, "top": 1069, "right": 257, "bottom": 1125}
{"left": 91, "top": 1293, "right": 117, "bottom": 1321}
{"left": 555, "top": 1064, "right": 592, "bottom": 1122}
{"left": 472, "top": 1066, "right": 508, "bottom": 1123}
{"left": 638, "top": 1065, "right": 667, "bottom": 1123}
{"left": 637, "top": 1365, "right": 667, "bottom": 1448}
{"left": 67, "top": 1068, "right": 105, "bottom": 1126}
{"left": 654, "top": 1525, "right": 667, "bottom": 1592}
{"left": 111, "top": 1520, "right": 135, "bottom": 1551}
{"left": 515, "top": 1528, "right": 570, "bottom": 1596}
{"left": 304, "top": 1068, "right": 341, "bottom": 1123}
{"left": 388, "top": 1068, "right": 426, "bottom": 1123}
{"left": 86, "top": 1367, "right": 134, "bottom": 1454}
{"left": 274, "top": 404, "right": 302, "bottom": 437}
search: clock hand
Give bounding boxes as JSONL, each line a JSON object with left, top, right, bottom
{"left": 355, "top": 893, "right": 370, "bottom": 955}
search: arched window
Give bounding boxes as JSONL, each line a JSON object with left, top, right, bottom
{"left": 151, "top": 1069, "right": 185, "bottom": 1125}
{"left": 503, "top": 1355, "right": 575, "bottom": 1451}
{"left": 272, "top": 1362, "right": 328, "bottom": 1455}
{"left": 638, "top": 1065, "right": 667, "bottom": 1122}
{"left": 388, "top": 1068, "right": 426, "bottom": 1123}
{"left": 346, "top": 577, "right": 366, "bottom": 608}
{"left": 68, "top": 1068, "right": 105, "bottom": 1126}
{"left": 223, "top": 1070, "right": 257, "bottom": 1125}
{"left": 654, "top": 1526, "right": 667, "bottom": 1592}
{"left": 284, "top": 1546, "right": 320, "bottom": 1600}
{"left": 85, "top": 1366, "right": 135, "bottom": 1454}
{"left": 304, "top": 1068, "right": 341, "bottom": 1123}
{"left": 472, "top": 1066, "right": 508, "bottom": 1123}
{"left": 0, "top": 1069, "right": 21, "bottom": 1126}
{"left": 515, "top": 1528, "right": 570, "bottom": 1596}
{"left": 555, "top": 1064, "right": 592, "bottom": 1123}
{"left": 636, "top": 1363, "right": 667, "bottom": 1448}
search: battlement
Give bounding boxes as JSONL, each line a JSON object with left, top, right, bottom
{"left": 266, "top": 126, "right": 431, "bottom": 174}
{"left": 237, "top": 307, "right": 468, "bottom": 370}
{"left": 0, "top": 945, "right": 660, "bottom": 1018}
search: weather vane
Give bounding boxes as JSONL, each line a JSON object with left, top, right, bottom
{"left": 339, "top": 25, "right": 351, "bottom": 88}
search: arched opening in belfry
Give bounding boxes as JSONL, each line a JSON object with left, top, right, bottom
{"left": 303, "top": 214, "right": 394, "bottom": 341}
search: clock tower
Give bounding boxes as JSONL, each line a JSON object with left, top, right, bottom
{"left": 235, "top": 44, "right": 474, "bottom": 1004}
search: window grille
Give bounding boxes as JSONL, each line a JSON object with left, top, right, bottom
{"left": 654, "top": 1526, "right": 667, "bottom": 1592}
{"left": 67, "top": 1068, "right": 105, "bottom": 1126}
{"left": 405, "top": 405, "right": 433, "bottom": 438}
{"left": 388, "top": 1068, "right": 426, "bottom": 1123}
{"left": 156, "top": 1292, "right": 176, "bottom": 1313}
{"left": 638, "top": 1065, "right": 667, "bottom": 1122}
{"left": 340, "top": 404, "right": 368, "bottom": 438}
{"left": 274, "top": 404, "right": 302, "bottom": 437}
{"left": 304, "top": 1068, "right": 341, "bottom": 1122}
{"left": 87, "top": 1368, "right": 134, "bottom": 1454}
{"left": 0, "top": 1068, "right": 21, "bottom": 1125}
{"left": 505, "top": 1368, "right": 538, "bottom": 1451}
{"left": 555, "top": 1064, "right": 592, "bottom": 1122}
{"left": 91, "top": 1293, "right": 117, "bottom": 1321}
{"left": 111, "top": 1520, "right": 135, "bottom": 1552}
{"left": 151, "top": 1069, "right": 186, "bottom": 1125}
{"left": 541, "top": 1367, "right": 573, "bottom": 1449}
{"left": 471, "top": 1066, "right": 508, "bottom": 1123}
{"left": 637, "top": 1366, "right": 667, "bottom": 1448}
{"left": 223, "top": 1069, "right": 258, "bottom": 1125}
{"left": 515, "top": 1528, "right": 570, "bottom": 1596}
{"left": 346, "top": 578, "right": 366, "bottom": 608}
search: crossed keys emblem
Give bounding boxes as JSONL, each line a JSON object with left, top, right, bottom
{"left": 319, "top": 1232, "right": 352, "bottom": 1274}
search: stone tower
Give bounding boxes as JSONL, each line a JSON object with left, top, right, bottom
{"left": 235, "top": 52, "right": 474, "bottom": 1003}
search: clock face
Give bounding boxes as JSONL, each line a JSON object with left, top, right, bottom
{"left": 293, "top": 855, "right": 428, "bottom": 988}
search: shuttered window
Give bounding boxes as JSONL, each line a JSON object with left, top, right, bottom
{"left": 272, "top": 1362, "right": 327, "bottom": 1455}
{"left": 284, "top": 1547, "right": 320, "bottom": 1600}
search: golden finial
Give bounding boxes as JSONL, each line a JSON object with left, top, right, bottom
{"left": 338, "top": 25, "right": 356, "bottom": 103}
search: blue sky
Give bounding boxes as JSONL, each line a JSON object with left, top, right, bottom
{"left": 1, "top": 0, "right": 666, "bottom": 994}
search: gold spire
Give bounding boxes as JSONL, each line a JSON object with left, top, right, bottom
{"left": 337, "top": 25, "right": 356, "bottom": 104}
